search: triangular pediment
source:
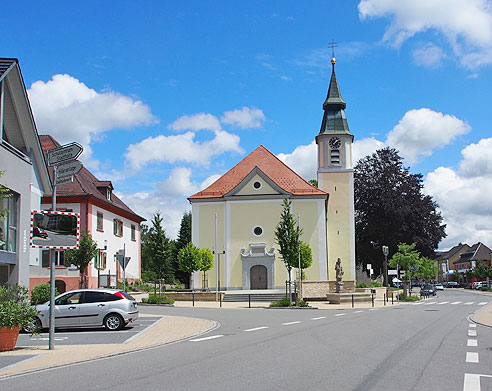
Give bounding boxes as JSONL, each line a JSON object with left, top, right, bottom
{"left": 225, "top": 167, "right": 290, "bottom": 197}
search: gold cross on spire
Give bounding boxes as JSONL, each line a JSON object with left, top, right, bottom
{"left": 328, "top": 39, "right": 338, "bottom": 59}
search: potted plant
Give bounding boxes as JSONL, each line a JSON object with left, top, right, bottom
{"left": 0, "top": 284, "right": 39, "bottom": 351}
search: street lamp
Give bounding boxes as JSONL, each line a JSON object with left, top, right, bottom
{"left": 382, "top": 245, "right": 389, "bottom": 287}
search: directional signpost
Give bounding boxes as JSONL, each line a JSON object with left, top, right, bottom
{"left": 46, "top": 142, "right": 83, "bottom": 350}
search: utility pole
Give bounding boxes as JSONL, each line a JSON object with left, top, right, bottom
{"left": 382, "top": 245, "right": 389, "bottom": 287}
{"left": 48, "top": 166, "right": 57, "bottom": 350}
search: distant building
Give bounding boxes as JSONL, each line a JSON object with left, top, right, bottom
{"left": 454, "top": 242, "right": 491, "bottom": 274}
{"left": 434, "top": 243, "right": 470, "bottom": 281}
{"left": 29, "top": 135, "right": 145, "bottom": 292}
{"left": 188, "top": 58, "right": 355, "bottom": 290}
{"left": 0, "top": 58, "right": 51, "bottom": 287}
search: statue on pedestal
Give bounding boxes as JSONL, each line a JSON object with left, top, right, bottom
{"left": 335, "top": 258, "right": 344, "bottom": 293}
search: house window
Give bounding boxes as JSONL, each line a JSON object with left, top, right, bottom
{"left": 95, "top": 250, "right": 107, "bottom": 270}
{"left": 131, "top": 224, "right": 136, "bottom": 241}
{"left": 0, "top": 192, "right": 18, "bottom": 252}
{"left": 330, "top": 150, "right": 340, "bottom": 165}
{"left": 42, "top": 250, "right": 66, "bottom": 267}
{"left": 113, "top": 219, "right": 123, "bottom": 237}
{"left": 97, "top": 212, "right": 103, "bottom": 231}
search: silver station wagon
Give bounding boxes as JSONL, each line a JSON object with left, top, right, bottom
{"left": 34, "top": 288, "right": 139, "bottom": 331}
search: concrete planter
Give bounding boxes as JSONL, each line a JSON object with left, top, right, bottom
{"left": 0, "top": 326, "right": 21, "bottom": 352}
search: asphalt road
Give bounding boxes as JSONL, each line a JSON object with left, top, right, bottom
{"left": 2, "top": 289, "right": 491, "bottom": 391}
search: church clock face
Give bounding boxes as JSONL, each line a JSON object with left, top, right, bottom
{"left": 329, "top": 137, "right": 341, "bottom": 149}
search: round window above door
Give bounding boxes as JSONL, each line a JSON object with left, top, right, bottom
{"left": 253, "top": 226, "right": 263, "bottom": 236}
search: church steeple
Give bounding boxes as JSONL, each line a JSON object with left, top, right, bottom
{"left": 319, "top": 58, "right": 352, "bottom": 136}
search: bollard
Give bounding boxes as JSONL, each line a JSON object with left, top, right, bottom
{"left": 192, "top": 290, "right": 195, "bottom": 307}
{"left": 352, "top": 294, "right": 354, "bottom": 308}
{"left": 220, "top": 292, "right": 222, "bottom": 308}
{"left": 384, "top": 294, "right": 386, "bottom": 306}
{"left": 392, "top": 293, "right": 394, "bottom": 305}
{"left": 249, "top": 294, "right": 251, "bottom": 308}
{"left": 372, "top": 293, "right": 374, "bottom": 307}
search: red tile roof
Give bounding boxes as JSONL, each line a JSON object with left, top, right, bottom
{"left": 189, "top": 145, "right": 326, "bottom": 200}
{"left": 39, "top": 135, "right": 144, "bottom": 222}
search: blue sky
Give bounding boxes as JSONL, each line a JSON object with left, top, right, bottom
{"left": 3, "top": 1, "right": 492, "bottom": 250}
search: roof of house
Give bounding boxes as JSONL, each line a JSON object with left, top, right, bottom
{"left": 435, "top": 243, "right": 469, "bottom": 261}
{"left": 455, "top": 242, "right": 492, "bottom": 264}
{"left": 189, "top": 145, "right": 327, "bottom": 200}
{"left": 0, "top": 58, "right": 17, "bottom": 81}
{"left": 39, "top": 135, "right": 144, "bottom": 222}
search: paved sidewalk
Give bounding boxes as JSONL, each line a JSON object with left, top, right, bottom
{"left": 0, "top": 314, "right": 215, "bottom": 378}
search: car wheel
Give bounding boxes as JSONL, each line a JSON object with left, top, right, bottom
{"left": 104, "top": 313, "right": 124, "bottom": 331}
{"left": 22, "top": 317, "right": 42, "bottom": 333}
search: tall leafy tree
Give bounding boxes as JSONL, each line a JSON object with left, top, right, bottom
{"left": 177, "top": 242, "right": 202, "bottom": 289}
{"left": 355, "top": 148, "right": 446, "bottom": 274}
{"left": 64, "top": 231, "right": 98, "bottom": 288}
{"left": 199, "top": 248, "right": 214, "bottom": 288}
{"left": 388, "top": 243, "right": 420, "bottom": 282}
{"left": 275, "top": 198, "right": 302, "bottom": 295}
{"left": 147, "top": 212, "right": 173, "bottom": 284}
{"left": 172, "top": 211, "right": 192, "bottom": 286}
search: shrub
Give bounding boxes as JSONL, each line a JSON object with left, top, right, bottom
{"left": 371, "top": 281, "right": 382, "bottom": 287}
{"left": 142, "top": 294, "right": 174, "bottom": 305}
{"left": 398, "top": 291, "right": 421, "bottom": 302}
{"left": 31, "top": 283, "right": 59, "bottom": 305}
{"left": 0, "top": 284, "right": 39, "bottom": 331}
{"left": 141, "top": 270, "right": 157, "bottom": 283}
{"left": 356, "top": 282, "right": 369, "bottom": 288}
{"left": 482, "top": 286, "right": 490, "bottom": 291}
{"left": 269, "top": 297, "right": 308, "bottom": 307}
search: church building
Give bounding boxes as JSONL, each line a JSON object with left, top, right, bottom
{"left": 188, "top": 58, "right": 355, "bottom": 290}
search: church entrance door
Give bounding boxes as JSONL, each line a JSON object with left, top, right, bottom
{"left": 250, "top": 265, "right": 267, "bottom": 289}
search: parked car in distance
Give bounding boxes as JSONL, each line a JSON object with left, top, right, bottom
{"left": 33, "top": 227, "right": 48, "bottom": 238}
{"left": 33, "top": 289, "right": 138, "bottom": 331}
{"left": 435, "top": 283, "right": 444, "bottom": 291}
{"left": 420, "top": 284, "right": 436, "bottom": 296}
{"left": 472, "top": 281, "right": 482, "bottom": 290}
{"left": 446, "top": 281, "right": 460, "bottom": 288}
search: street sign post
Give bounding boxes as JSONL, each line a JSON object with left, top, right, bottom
{"left": 46, "top": 142, "right": 83, "bottom": 351}
{"left": 47, "top": 142, "right": 83, "bottom": 166}
{"left": 115, "top": 245, "right": 131, "bottom": 292}
{"left": 57, "top": 161, "right": 82, "bottom": 178}
{"left": 55, "top": 176, "right": 73, "bottom": 186}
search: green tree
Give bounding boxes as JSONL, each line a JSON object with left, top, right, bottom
{"left": 308, "top": 179, "right": 318, "bottom": 188}
{"left": 389, "top": 243, "right": 420, "bottom": 289}
{"left": 147, "top": 212, "right": 173, "bottom": 284}
{"left": 298, "top": 241, "right": 313, "bottom": 281}
{"left": 473, "top": 260, "right": 489, "bottom": 280}
{"left": 275, "top": 198, "right": 302, "bottom": 297}
{"left": 171, "top": 211, "right": 192, "bottom": 286}
{"left": 414, "top": 257, "right": 438, "bottom": 282}
{"left": 355, "top": 148, "right": 446, "bottom": 275}
{"left": 177, "top": 242, "right": 202, "bottom": 289}
{"left": 199, "top": 248, "right": 214, "bottom": 288}
{"left": 64, "top": 231, "right": 98, "bottom": 288}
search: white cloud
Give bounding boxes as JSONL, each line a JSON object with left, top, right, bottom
{"left": 459, "top": 138, "right": 492, "bottom": 177}
{"left": 200, "top": 174, "right": 221, "bottom": 190}
{"left": 424, "top": 143, "right": 492, "bottom": 249}
{"left": 277, "top": 141, "right": 317, "bottom": 180}
{"left": 168, "top": 113, "right": 221, "bottom": 132}
{"left": 358, "top": 0, "right": 492, "bottom": 69}
{"left": 353, "top": 137, "right": 386, "bottom": 164}
{"left": 28, "top": 74, "right": 157, "bottom": 168}
{"left": 385, "top": 108, "right": 470, "bottom": 164}
{"left": 412, "top": 42, "right": 448, "bottom": 68}
{"left": 221, "top": 107, "right": 266, "bottom": 129}
{"left": 157, "top": 167, "right": 198, "bottom": 197}
{"left": 124, "top": 130, "right": 244, "bottom": 172}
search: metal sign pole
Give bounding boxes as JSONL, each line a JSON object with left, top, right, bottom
{"left": 123, "top": 243, "right": 126, "bottom": 292}
{"left": 215, "top": 213, "right": 218, "bottom": 302}
{"left": 49, "top": 166, "right": 57, "bottom": 350}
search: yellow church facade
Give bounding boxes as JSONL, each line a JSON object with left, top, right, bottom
{"left": 188, "top": 58, "right": 355, "bottom": 290}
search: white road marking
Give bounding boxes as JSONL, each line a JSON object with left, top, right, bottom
{"left": 464, "top": 302, "right": 475, "bottom": 305}
{"left": 424, "top": 302, "right": 436, "bottom": 305}
{"left": 189, "top": 335, "right": 224, "bottom": 342}
{"left": 468, "top": 339, "right": 478, "bottom": 347}
{"left": 469, "top": 330, "right": 477, "bottom": 337}
{"left": 244, "top": 326, "right": 269, "bottom": 332}
{"left": 354, "top": 310, "right": 363, "bottom": 313}
{"left": 469, "top": 324, "right": 477, "bottom": 328}
{"left": 369, "top": 308, "right": 378, "bottom": 311}
{"left": 282, "top": 321, "right": 301, "bottom": 325}
{"left": 438, "top": 301, "right": 449, "bottom": 305}
{"left": 31, "top": 337, "right": 68, "bottom": 341}
{"left": 466, "top": 352, "right": 479, "bottom": 363}
{"left": 478, "top": 302, "right": 488, "bottom": 306}
{"left": 451, "top": 301, "right": 462, "bottom": 305}
{"left": 412, "top": 302, "right": 422, "bottom": 306}
{"left": 333, "top": 313, "right": 346, "bottom": 317}
{"left": 464, "top": 374, "right": 492, "bottom": 391}
{"left": 311, "top": 316, "right": 326, "bottom": 320}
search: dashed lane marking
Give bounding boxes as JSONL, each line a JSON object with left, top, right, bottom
{"left": 478, "top": 302, "right": 488, "bottom": 306}
{"left": 451, "top": 301, "right": 462, "bottom": 305}
{"left": 469, "top": 324, "right": 477, "bottom": 328}
{"left": 244, "top": 326, "right": 269, "bottom": 332}
{"left": 424, "top": 302, "right": 436, "bottom": 305}
{"left": 311, "top": 317, "right": 326, "bottom": 320}
{"left": 469, "top": 330, "right": 477, "bottom": 337}
{"left": 282, "top": 321, "right": 301, "bottom": 325}
{"left": 464, "top": 373, "right": 492, "bottom": 391}
{"left": 334, "top": 313, "right": 346, "bottom": 317}
{"left": 369, "top": 308, "right": 378, "bottom": 311}
{"left": 466, "top": 352, "right": 479, "bottom": 363}
{"left": 464, "top": 302, "right": 475, "bottom": 305}
{"left": 468, "top": 339, "right": 478, "bottom": 347}
{"left": 438, "top": 301, "right": 449, "bottom": 305}
{"left": 189, "top": 335, "right": 224, "bottom": 342}
{"left": 354, "top": 310, "right": 363, "bottom": 313}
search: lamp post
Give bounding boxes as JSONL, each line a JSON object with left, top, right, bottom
{"left": 382, "top": 245, "right": 389, "bottom": 287}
